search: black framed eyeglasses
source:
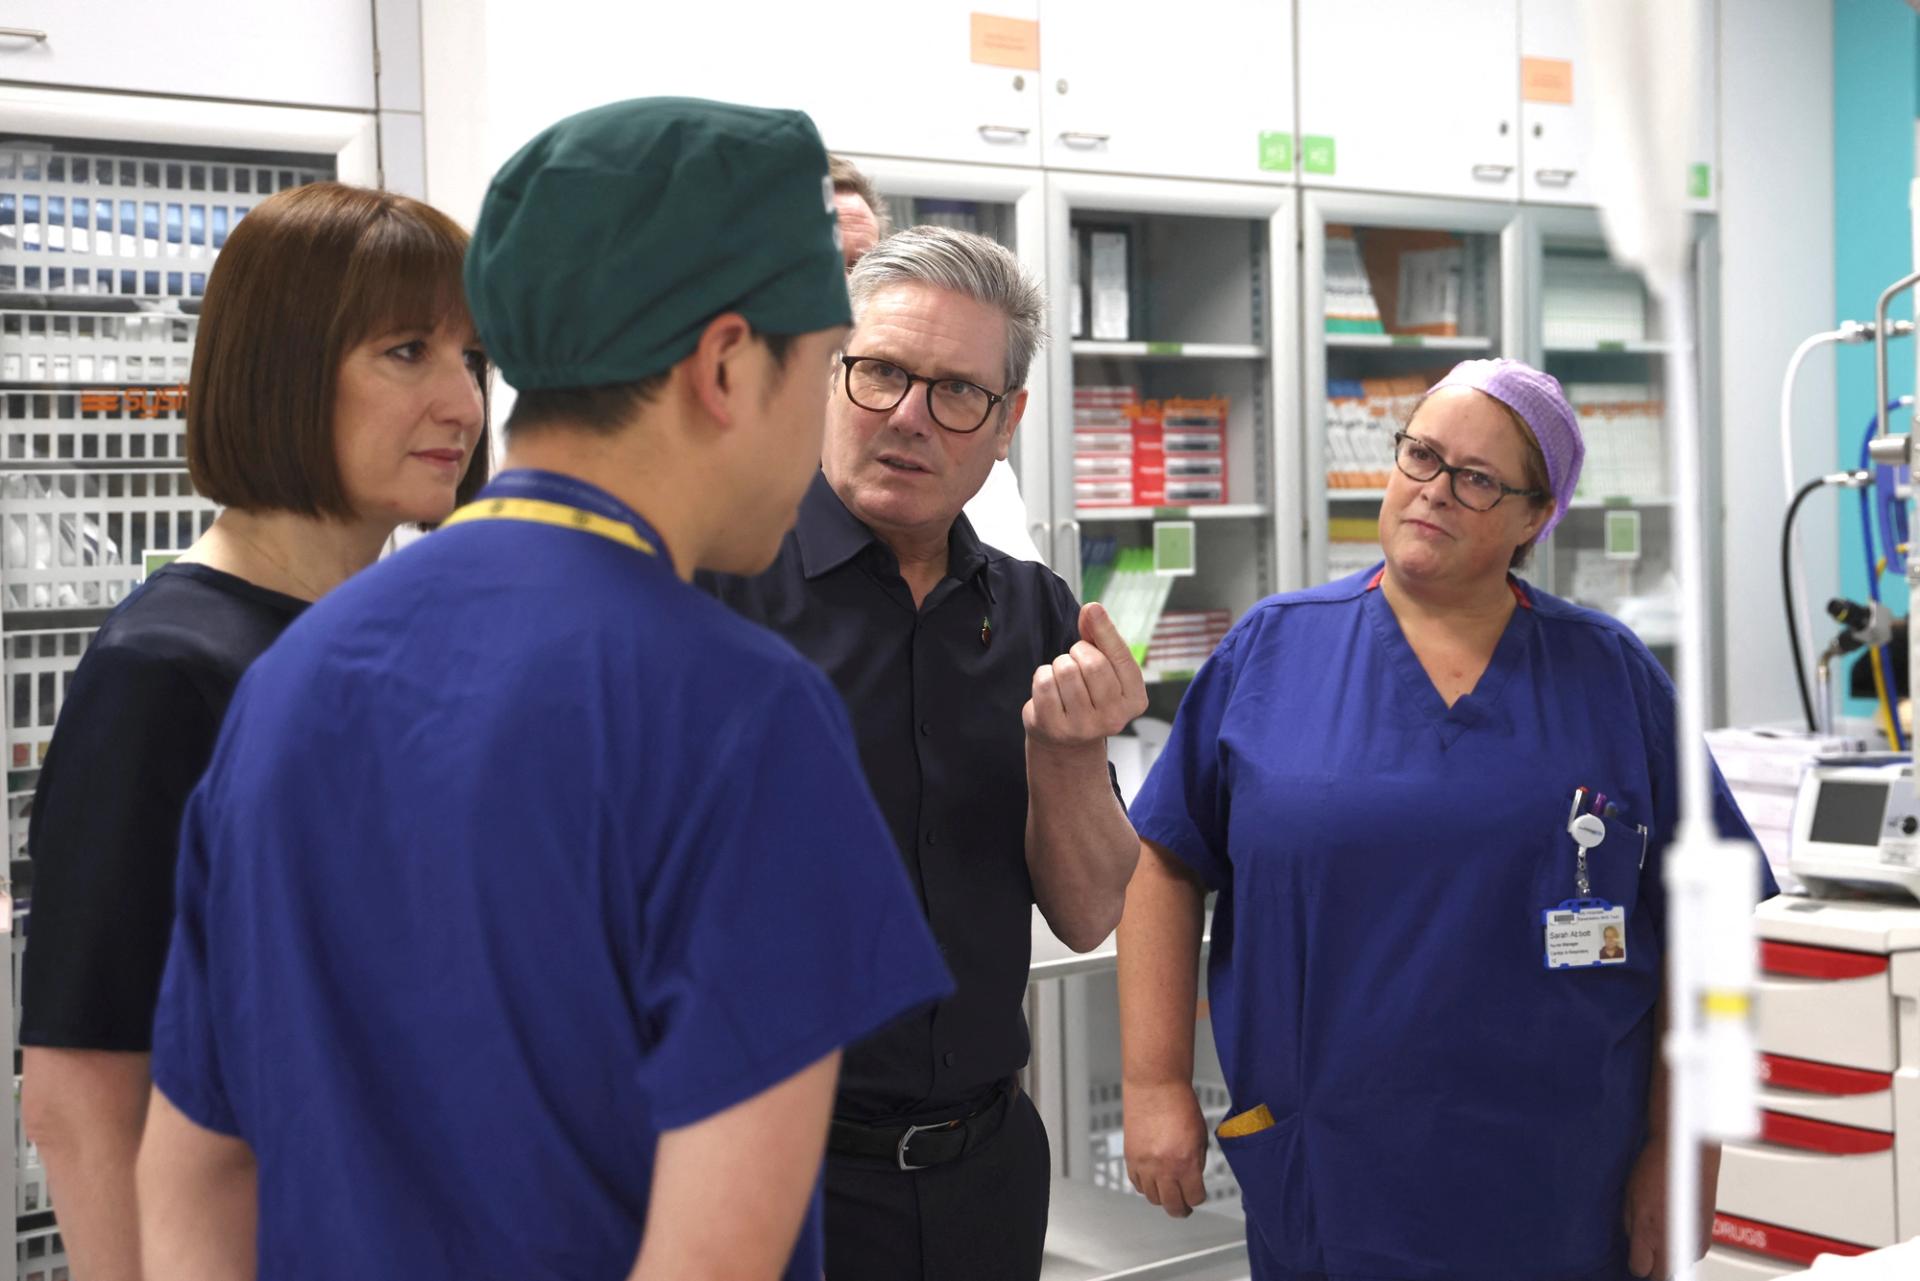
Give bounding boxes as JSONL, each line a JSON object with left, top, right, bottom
{"left": 840, "top": 355, "right": 1007, "bottom": 434}
{"left": 1392, "top": 431, "right": 1545, "bottom": 512}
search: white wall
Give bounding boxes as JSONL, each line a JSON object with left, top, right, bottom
{"left": 419, "top": 0, "right": 491, "bottom": 230}
{"left": 1717, "top": 0, "right": 1837, "bottom": 727}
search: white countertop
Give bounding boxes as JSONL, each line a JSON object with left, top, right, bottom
{"left": 1039, "top": 1177, "right": 1248, "bottom": 1281}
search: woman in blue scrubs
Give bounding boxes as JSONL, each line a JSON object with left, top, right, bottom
{"left": 1117, "top": 359, "right": 1772, "bottom": 1281}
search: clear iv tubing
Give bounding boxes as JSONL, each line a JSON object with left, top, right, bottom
{"left": 1859, "top": 403, "right": 1911, "bottom": 750}
{"left": 1781, "top": 328, "right": 1862, "bottom": 686}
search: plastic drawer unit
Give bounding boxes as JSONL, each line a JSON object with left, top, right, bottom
{"left": 1708, "top": 897, "right": 1920, "bottom": 1273}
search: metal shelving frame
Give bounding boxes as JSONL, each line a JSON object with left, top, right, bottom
{"left": 0, "top": 84, "right": 371, "bottom": 1281}
{"left": 1300, "top": 189, "right": 1529, "bottom": 586}
{"left": 1521, "top": 206, "right": 1724, "bottom": 718}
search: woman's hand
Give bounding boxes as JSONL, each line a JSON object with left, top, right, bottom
{"left": 1623, "top": 1135, "right": 1720, "bottom": 1278}
{"left": 1124, "top": 1079, "right": 1210, "bottom": 1218}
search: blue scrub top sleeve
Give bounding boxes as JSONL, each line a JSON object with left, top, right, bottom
{"left": 630, "top": 664, "right": 953, "bottom": 1132}
{"left": 1129, "top": 626, "right": 1246, "bottom": 890}
{"left": 149, "top": 779, "right": 243, "bottom": 1138}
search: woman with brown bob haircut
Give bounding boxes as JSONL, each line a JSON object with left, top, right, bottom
{"left": 17, "top": 180, "right": 489, "bottom": 1279}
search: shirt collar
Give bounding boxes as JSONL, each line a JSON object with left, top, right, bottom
{"left": 1365, "top": 564, "right": 1533, "bottom": 610}
{"left": 795, "top": 471, "right": 995, "bottom": 596}
{"left": 795, "top": 471, "right": 877, "bottom": 579}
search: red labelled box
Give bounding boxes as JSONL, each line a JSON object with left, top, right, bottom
{"left": 1074, "top": 478, "right": 1134, "bottom": 507}
{"left": 1074, "top": 430, "right": 1133, "bottom": 454}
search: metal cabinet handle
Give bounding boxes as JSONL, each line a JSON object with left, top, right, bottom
{"left": 1027, "top": 519, "right": 1051, "bottom": 562}
{"left": 978, "top": 124, "right": 1032, "bottom": 142}
{"left": 1054, "top": 518, "right": 1084, "bottom": 591}
{"left": 0, "top": 27, "right": 49, "bottom": 42}
{"left": 1471, "top": 163, "right": 1514, "bottom": 182}
{"left": 1535, "top": 168, "right": 1577, "bottom": 186}
{"left": 1059, "top": 132, "right": 1111, "bottom": 148}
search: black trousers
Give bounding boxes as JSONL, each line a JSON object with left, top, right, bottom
{"left": 824, "top": 1089, "right": 1051, "bottom": 1281}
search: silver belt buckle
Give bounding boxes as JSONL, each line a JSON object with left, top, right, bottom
{"left": 896, "top": 1120, "right": 951, "bottom": 1172}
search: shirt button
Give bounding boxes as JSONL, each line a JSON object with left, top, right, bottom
{"left": 943, "top": 1052, "right": 956, "bottom": 1067}
{"left": 920, "top": 721, "right": 932, "bottom": 736}
{"left": 925, "top": 831, "right": 937, "bottom": 846}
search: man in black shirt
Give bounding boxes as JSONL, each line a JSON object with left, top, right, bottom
{"left": 704, "top": 224, "right": 1144, "bottom": 1281}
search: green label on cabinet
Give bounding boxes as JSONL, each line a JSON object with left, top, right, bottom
{"left": 1154, "top": 521, "right": 1197, "bottom": 576}
{"left": 143, "top": 551, "right": 180, "bottom": 579}
{"left": 1689, "top": 163, "right": 1711, "bottom": 199}
{"left": 1597, "top": 340, "right": 1627, "bottom": 352}
{"left": 1605, "top": 509, "right": 1643, "bottom": 561}
{"left": 1145, "top": 341, "right": 1185, "bottom": 356}
{"left": 1258, "top": 131, "right": 1294, "bottom": 172}
{"left": 1303, "top": 135, "right": 1337, "bottom": 175}
{"left": 1390, "top": 334, "right": 1424, "bottom": 348}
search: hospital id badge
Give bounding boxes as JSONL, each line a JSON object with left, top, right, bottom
{"left": 1542, "top": 898, "right": 1628, "bottom": 969}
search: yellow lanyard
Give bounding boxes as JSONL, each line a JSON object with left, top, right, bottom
{"left": 438, "top": 497, "right": 658, "bottom": 557}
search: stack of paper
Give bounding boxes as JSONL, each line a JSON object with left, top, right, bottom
{"left": 1566, "top": 382, "right": 1667, "bottom": 500}
{"left": 1338, "top": 227, "right": 1491, "bottom": 337}
{"left": 1324, "top": 225, "right": 1383, "bottom": 334}
{"left": 1143, "top": 609, "right": 1233, "bottom": 680}
{"left": 1325, "top": 374, "right": 1438, "bottom": 489}
{"left": 1073, "top": 385, "right": 1138, "bottom": 508}
{"left": 1705, "top": 727, "right": 1867, "bottom": 894}
{"left": 1542, "top": 256, "right": 1647, "bottom": 346}
{"left": 1326, "top": 516, "right": 1380, "bottom": 583}
{"left": 1075, "top": 392, "right": 1230, "bottom": 509}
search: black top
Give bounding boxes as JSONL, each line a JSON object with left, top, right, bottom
{"left": 19, "top": 562, "right": 307, "bottom": 1051}
{"left": 703, "top": 472, "right": 1086, "bottom": 1122}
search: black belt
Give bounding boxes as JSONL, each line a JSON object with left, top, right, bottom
{"left": 828, "top": 1080, "right": 1016, "bottom": 1172}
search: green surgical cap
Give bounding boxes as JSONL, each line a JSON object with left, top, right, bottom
{"left": 466, "top": 96, "right": 852, "bottom": 391}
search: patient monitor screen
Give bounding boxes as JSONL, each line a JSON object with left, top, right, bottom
{"left": 1807, "top": 780, "right": 1890, "bottom": 848}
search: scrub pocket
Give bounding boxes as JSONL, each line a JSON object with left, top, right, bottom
{"left": 1214, "top": 1106, "right": 1311, "bottom": 1266}
{"left": 1536, "top": 804, "right": 1647, "bottom": 922}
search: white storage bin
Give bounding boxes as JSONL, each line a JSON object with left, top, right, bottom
{"left": 1718, "top": 1140, "right": 1897, "bottom": 1249}
{"left": 3, "top": 630, "right": 90, "bottom": 771}
{"left": 0, "top": 469, "right": 214, "bottom": 613}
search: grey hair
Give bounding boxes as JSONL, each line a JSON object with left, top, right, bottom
{"left": 846, "top": 224, "right": 1047, "bottom": 392}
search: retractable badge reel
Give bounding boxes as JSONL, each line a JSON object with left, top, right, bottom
{"left": 1543, "top": 788, "right": 1629, "bottom": 969}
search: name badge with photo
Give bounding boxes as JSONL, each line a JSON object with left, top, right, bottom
{"left": 1542, "top": 898, "right": 1628, "bottom": 969}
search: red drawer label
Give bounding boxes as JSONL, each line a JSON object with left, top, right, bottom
{"left": 1758, "top": 1109, "right": 1893, "bottom": 1155}
{"left": 1712, "top": 1212, "right": 1871, "bottom": 1264}
{"left": 1761, "top": 940, "right": 1888, "bottom": 979}
{"left": 1759, "top": 1053, "right": 1892, "bottom": 1096}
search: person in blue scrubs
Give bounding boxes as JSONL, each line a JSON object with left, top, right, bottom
{"left": 135, "top": 98, "right": 952, "bottom": 1281}
{"left": 1116, "top": 358, "right": 1776, "bottom": 1281}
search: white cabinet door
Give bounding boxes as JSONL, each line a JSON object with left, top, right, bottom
{"left": 1519, "top": 0, "right": 1591, "bottom": 205}
{"left": 1521, "top": 0, "right": 1718, "bottom": 210}
{"left": 0, "top": 0, "right": 375, "bottom": 110}
{"left": 1038, "top": 0, "right": 1294, "bottom": 184}
{"left": 485, "top": 0, "right": 1040, "bottom": 171}
{"left": 1296, "top": 0, "right": 1519, "bottom": 199}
